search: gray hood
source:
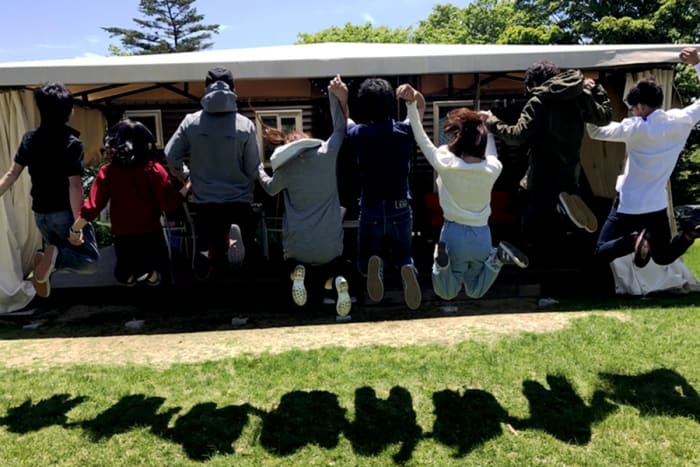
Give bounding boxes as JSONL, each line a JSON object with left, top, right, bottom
{"left": 201, "top": 81, "right": 238, "bottom": 113}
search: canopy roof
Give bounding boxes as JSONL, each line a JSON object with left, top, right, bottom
{"left": 0, "top": 43, "right": 691, "bottom": 86}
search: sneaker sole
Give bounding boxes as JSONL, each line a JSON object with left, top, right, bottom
{"left": 401, "top": 265, "right": 422, "bottom": 310}
{"left": 291, "top": 266, "right": 307, "bottom": 306}
{"left": 499, "top": 241, "right": 529, "bottom": 268}
{"left": 31, "top": 252, "right": 50, "bottom": 298}
{"left": 335, "top": 277, "right": 351, "bottom": 317}
{"left": 559, "top": 193, "right": 598, "bottom": 233}
{"left": 367, "top": 256, "right": 384, "bottom": 302}
{"left": 634, "top": 229, "right": 651, "bottom": 268}
{"left": 227, "top": 224, "right": 246, "bottom": 265}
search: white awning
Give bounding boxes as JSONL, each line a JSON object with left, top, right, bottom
{"left": 0, "top": 43, "right": 692, "bottom": 86}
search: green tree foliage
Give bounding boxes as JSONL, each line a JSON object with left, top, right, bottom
{"left": 296, "top": 22, "right": 412, "bottom": 44}
{"left": 514, "top": 0, "right": 700, "bottom": 44}
{"left": 103, "top": 0, "right": 219, "bottom": 55}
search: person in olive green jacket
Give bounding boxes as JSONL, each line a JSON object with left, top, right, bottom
{"left": 482, "top": 60, "right": 612, "bottom": 265}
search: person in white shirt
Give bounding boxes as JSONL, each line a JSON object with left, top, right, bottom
{"left": 587, "top": 47, "right": 700, "bottom": 268}
{"left": 397, "top": 84, "right": 528, "bottom": 300}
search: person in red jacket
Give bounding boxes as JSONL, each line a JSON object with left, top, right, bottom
{"left": 70, "top": 119, "right": 185, "bottom": 286}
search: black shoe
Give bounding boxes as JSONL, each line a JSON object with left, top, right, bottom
{"left": 496, "top": 241, "right": 529, "bottom": 268}
{"left": 677, "top": 212, "right": 700, "bottom": 240}
{"left": 633, "top": 229, "right": 651, "bottom": 268}
{"left": 435, "top": 241, "right": 449, "bottom": 268}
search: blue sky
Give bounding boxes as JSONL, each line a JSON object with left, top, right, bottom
{"left": 0, "top": 0, "right": 440, "bottom": 63}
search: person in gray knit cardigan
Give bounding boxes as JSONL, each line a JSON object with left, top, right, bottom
{"left": 257, "top": 75, "right": 352, "bottom": 317}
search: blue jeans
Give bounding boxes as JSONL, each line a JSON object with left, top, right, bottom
{"left": 357, "top": 202, "right": 413, "bottom": 274}
{"left": 432, "top": 221, "right": 501, "bottom": 300}
{"left": 34, "top": 209, "right": 99, "bottom": 274}
{"left": 595, "top": 198, "right": 693, "bottom": 265}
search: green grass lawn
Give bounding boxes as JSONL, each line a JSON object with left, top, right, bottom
{"left": 0, "top": 246, "right": 699, "bottom": 465}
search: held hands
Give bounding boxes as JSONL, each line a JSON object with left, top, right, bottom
{"left": 583, "top": 78, "right": 596, "bottom": 91}
{"left": 68, "top": 228, "right": 84, "bottom": 246}
{"left": 396, "top": 84, "right": 417, "bottom": 102}
{"left": 328, "top": 74, "right": 348, "bottom": 102}
{"left": 477, "top": 110, "right": 493, "bottom": 122}
{"left": 680, "top": 47, "right": 699, "bottom": 66}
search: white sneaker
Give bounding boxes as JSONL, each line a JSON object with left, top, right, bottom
{"left": 227, "top": 224, "right": 245, "bottom": 265}
{"left": 335, "top": 276, "right": 351, "bottom": 317}
{"left": 291, "top": 265, "right": 307, "bottom": 306}
{"left": 401, "top": 264, "right": 421, "bottom": 310}
{"left": 367, "top": 255, "right": 384, "bottom": 302}
{"left": 558, "top": 193, "right": 598, "bottom": 233}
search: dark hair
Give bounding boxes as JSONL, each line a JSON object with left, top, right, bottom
{"left": 625, "top": 77, "right": 663, "bottom": 109}
{"left": 356, "top": 78, "right": 395, "bottom": 122}
{"left": 103, "top": 119, "right": 156, "bottom": 168}
{"left": 524, "top": 61, "right": 560, "bottom": 90}
{"left": 205, "top": 67, "right": 234, "bottom": 90}
{"left": 34, "top": 82, "right": 73, "bottom": 125}
{"left": 444, "top": 108, "right": 488, "bottom": 160}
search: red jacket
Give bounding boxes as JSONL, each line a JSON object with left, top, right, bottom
{"left": 82, "top": 161, "right": 181, "bottom": 236}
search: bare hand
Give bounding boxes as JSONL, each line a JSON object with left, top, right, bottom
{"left": 396, "top": 83, "right": 417, "bottom": 101}
{"left": 680, "top": 47, "right": 699, "bottom": 66}
{"left": 583, "top": 78, "right": 596, "bottom": 91}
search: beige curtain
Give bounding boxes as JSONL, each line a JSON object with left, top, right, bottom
{"left": 71, "top": 106, "right": 106, "bottom": 166}
{"left": 0, "top": 89, "right": 42, "bottom": 312}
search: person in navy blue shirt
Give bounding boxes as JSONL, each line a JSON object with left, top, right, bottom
{"left": 345, "top": 78, "right": 425, "bottom": 310}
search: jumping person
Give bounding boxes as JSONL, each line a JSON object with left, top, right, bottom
{"left": 70, "top": 119, "right": 184, "bottom": 286}
{"left": 398, "top": 84, "right": 528, "bottom": 300}
{"left": 344, "top": 78, "right": 423, "bottom": 310}
{"left": 586, "top": 47, "right": 700, "bottom": 268}
{"left": 0, "top": 82, "right": 98, "bottom": 298}
{"left": 257, "top": 75, "right": 352, "bottom": 317}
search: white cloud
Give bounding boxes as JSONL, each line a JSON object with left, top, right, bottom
{"left": 362, "top": 13, "right": 375, "bottom": 24}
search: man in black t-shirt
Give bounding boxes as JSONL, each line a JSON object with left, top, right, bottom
{"left": 0, "top": 82, "right": 98, "bottom": 298}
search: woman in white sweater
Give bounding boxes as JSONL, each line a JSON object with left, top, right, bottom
{"left": 397, "top": 84, "right": 528, "bottom": 300}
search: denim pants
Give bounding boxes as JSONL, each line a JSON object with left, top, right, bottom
{"left": 34, "top": 209, "right": 99, "bottom": 274}
{"left": 357, "top": 202, "right": 413, "bottom": 274}
{"left": 432, "top": 221, "right": 501, "bottom": 300}
{"left": 595, "top": 199, "right": 693, "bottom": 265}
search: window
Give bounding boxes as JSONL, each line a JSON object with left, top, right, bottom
{"left": 432, "top": 100, "right": 475, "bottom": 146}
{"left": 123, "top": 110, "right": 164, "bottom": 149}
{"left": 254, "top": 110, "right": 303, "bottom": 165}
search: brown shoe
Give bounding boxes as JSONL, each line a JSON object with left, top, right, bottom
{"left": 31, "top": 251, "right": 50, "bottom": 298}
{"left": 401, "top": 264, "right": 422, "bottom": 310}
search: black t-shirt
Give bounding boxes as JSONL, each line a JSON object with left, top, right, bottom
{"left": 14, "top": 125, "right": 84, "bottom": 213}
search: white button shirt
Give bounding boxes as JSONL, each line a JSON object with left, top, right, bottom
{"left": 587, "top": 64, "right": 700, "bottom": 214}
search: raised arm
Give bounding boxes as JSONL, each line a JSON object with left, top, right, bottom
{"left": 485, "top": 97, "right": 544, "bottom": 145}
{"left": 326, "top": 74, "right": 348, "bottom": 154}
{"left": 680, "top": 47, "right": 700, "bottom": 124}
{"left": 397, "top": 83, "right": 439, "bottom": 169}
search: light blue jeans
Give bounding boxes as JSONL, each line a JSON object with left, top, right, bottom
{"left": 432, "top": 221, "right": 501, "bottom": 300}
{"left": 34, "top": 209, "right": 99, "bottom": 274}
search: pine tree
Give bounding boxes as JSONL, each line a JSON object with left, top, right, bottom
{"left": 103, "top": 0, "right": 219, "bottom": 55}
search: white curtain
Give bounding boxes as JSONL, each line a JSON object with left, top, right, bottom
{"left": 0, "top": 90, "right": 42, "bottom": 312}
{"left": 610, "top": 68, "right": 699, "bottom": 295}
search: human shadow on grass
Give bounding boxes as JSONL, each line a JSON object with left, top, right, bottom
{"left": 598, "top": 368, "right": 700, "bottom": 423}
{"left": 0, "top": 394, "right": 87, "bottom": 433}
{"left": 430, "top": 388, "right": 509, "bottom": 457}
{"left": 164, "top": 402, "right": 255, "bottom": 461}
{"left": 259, "top": 390, "right": 348, "bottom": 456}
{"left": 511, "top": 374, "right": 617, "bottom": 445}
{"left": 345, "top": 386, "right": 422, "bottom": 463}
{"left": 79, "top": 394, "right": 179, "bottom": 441}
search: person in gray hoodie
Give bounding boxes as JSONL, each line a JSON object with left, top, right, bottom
{"left": 165, "top": 67, "right": 260, "bottom": 279}
{"left": 257, "top": 75, "right": 352, "bottom": 317}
